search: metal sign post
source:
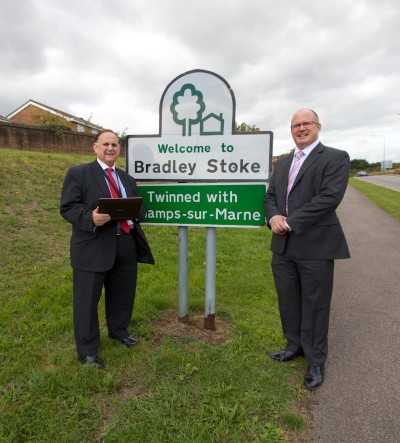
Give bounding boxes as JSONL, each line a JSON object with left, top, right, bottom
{"left": 178, "top": 226, "right": 189, "bottom": 323}
{"left": 204, "top": 227, "right": 217, "bottom": 329}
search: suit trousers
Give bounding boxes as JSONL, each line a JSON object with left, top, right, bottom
{"left": 271, "top": 250, "right": 334, "bottom": 366}
{"left": 73, "top": 233, "right": 138, "bottom": 357}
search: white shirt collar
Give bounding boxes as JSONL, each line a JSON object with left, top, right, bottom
{"left": 295, "top": 139, "right": 319, "bottom": 157}
{"left": 97, "top": 158, "right": 115, "bottom": 171}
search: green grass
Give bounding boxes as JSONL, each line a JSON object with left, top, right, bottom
{"left": 0, "top": 148, "right": 308, "bottom": 442}
{"left": 349, "top": 178, "right": 400, "bottom": 221}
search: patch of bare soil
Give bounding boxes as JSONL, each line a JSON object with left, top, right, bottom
{"left": 283, "top": 369, "right": 316, "bottom": 442}
{"left": 118, "top": 383, "right": 148, "bottom": 400}
{"left": 284, "top": 395, "right": 316, "bottom": 443}
{"left": 153, "top": 309, "right": 230, "bottom": 345}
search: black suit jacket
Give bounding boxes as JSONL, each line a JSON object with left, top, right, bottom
{"left": 60, "top": 160, "right": 154, "bottom": 271}
{"left": 264, "top": 143, "right": 350, "bottom": 260}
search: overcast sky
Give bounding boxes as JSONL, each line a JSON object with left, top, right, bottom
{"left": 1, "top": 0, "right": 399, "bottom": 163}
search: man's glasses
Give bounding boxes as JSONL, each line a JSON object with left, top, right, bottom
{"left": 290, "top": 121, "right": 318, "bottom": 130}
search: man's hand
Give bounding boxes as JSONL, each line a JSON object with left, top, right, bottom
{"left": 92, "top": 206, "right": 111, "bottom": 226}
{"left": 270, "top": 215, "right": 288, "bottom": 236}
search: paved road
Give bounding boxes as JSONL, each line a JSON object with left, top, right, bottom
{"left": 355, "top": 174, "right": 400, "bottom": 191}
{"left": 307, "top": 185, "right": 400, "bottom": 442}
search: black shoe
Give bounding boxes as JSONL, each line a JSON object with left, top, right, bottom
{"left": 304, "top": 365, "right": 324, "bottom": 390}
{"left": 270, "top": 349, "right": 304, "bottom": 362}
{"left": 78, "top": 355, "right": 105, "bottom": 369}
{"left": 110, "top": 335, "right": 139, "bottom": 348}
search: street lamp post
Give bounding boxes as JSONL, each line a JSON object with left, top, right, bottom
{"left": 370, "top": 134, "right": 386, "bottom": 171}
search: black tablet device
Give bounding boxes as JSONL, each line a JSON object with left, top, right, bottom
{"left": 98, "top": 197, "right": 142, "bottom": 220}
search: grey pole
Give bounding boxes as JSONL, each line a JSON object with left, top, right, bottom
{"left": 178, "top": 226, "right": 189, "bottom": 323}
{"left": 204, "top": 227, "right": 216, "bottom": 329}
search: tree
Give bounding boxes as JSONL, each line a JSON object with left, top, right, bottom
{"left": 350, "top": 159, "right": 369, "bottom": 171}
{"left": 33, "top": 113, "right": 71, "bottom": 144}
{"left": 235, "top": 121, "right": 259, "bottom": 132}
{"left": 116, "top": 128, "right": 128, "bottom": 139}
{"left": 170, "top": 84, "right": 206, "bottom": 136}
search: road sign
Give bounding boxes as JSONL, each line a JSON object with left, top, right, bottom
{"left": 138, "top": 183, "right": 267, "bottom": 227}
{"left": 127, "top": 69, "right": 272, "bottom": 182}
{"left": 127, "top": 69, "right": 273, "bottom": 328}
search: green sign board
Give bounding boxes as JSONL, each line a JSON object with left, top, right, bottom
{"left": 138, "top": 183, "right": 267, "bottom": 228}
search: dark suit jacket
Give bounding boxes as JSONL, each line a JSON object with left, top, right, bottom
{"left": 60, "top": 160, "right": 154, "bottom": 271}
{"left": 264, "top": 143, "right": 350, "bottom": 260}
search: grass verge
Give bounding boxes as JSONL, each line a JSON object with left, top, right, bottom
{"left": 349, "top": 178, "right": 400, "bottom": 221}
{"left": 0, "top": 149, "right": 309, "bottom": 442}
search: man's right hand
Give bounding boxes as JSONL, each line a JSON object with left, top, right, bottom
{"left": 92, "top": 206, "right": 111, "bottom": 226}
{"left": 270, "top": 215, "right": 288, "bottom": 236}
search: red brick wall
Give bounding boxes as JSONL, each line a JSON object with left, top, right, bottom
{"left": 0, "top": 122, "right": 126, "bottom": 155}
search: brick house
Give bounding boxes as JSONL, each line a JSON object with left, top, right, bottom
{"left": 7, "top": 99, "right": 103, "bottom": 134}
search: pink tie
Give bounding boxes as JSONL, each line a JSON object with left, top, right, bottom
{"left": 106, "top": 168, "right": 130, "bottom": 234}
{"left": 286, "top": 151, "right": 304, "bottom": 214}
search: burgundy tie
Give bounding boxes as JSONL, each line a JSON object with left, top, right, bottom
{"left": 106, "top": 168, "right": 130, "bottom": 233}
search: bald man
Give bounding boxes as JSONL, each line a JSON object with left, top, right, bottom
{"left": 264, "top": 109, "right": 350, "bottom": 390}
{"left": 61, "top": 130, "right": 154, "bottom": 369}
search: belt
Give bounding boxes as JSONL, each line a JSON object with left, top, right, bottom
{"left": 116, "top": 228, "right": 131, "bottom": 236}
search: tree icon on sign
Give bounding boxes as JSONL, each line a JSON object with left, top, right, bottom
{"left": 170, "top": 83, "right": 206, "bottom": 136}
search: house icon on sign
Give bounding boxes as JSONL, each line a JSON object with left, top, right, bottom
{"left": 200, "top": 113, "right": 224, "bottom": 135}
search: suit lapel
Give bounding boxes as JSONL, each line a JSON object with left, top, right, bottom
{"left": 90, "top": 161, "right": 111, "bottom": 197}
{"left": 292, "top": 143, "right": 324, "bottom": 187}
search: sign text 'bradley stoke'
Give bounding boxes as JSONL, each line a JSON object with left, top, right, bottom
{"left": 133, "top": 142, "right": 261, "bottom": 177}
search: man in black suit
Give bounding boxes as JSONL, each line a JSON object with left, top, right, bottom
{"left": 60, "top": 130, "right": 154, "bottom": 369}
{"left": 264, "top": 109, "right": 350, "bottom": 390}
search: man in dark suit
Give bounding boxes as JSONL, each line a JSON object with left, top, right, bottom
{"left": 60, "top": 130, "right": 154, "bottom": 369}
{"left": 264, "top": 109, "right": 350, "bottom": 390}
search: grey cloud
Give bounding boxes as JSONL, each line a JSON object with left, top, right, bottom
{"left": 1, "top": 0, "right": 399, "bottom": 162}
